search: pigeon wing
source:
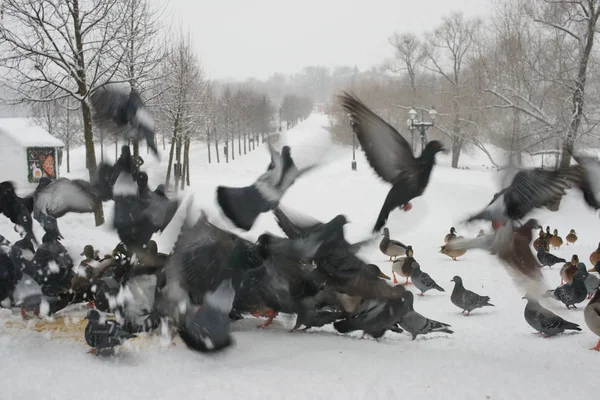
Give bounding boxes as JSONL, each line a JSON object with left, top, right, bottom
{"left": 338, "top": 91, "right": 419, "bottom": 185}
{"left": 37, "top": 179, "right": 99, "bottom": 218}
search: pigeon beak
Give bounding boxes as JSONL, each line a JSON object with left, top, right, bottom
{"left": 441, "top": 146, "right": 450, "bottom": 154}
{"left": 378, "top": 272, "right": 391, "bottom": 280}
{"left": 521, "top": 296, "right": 526, "bottom": 300}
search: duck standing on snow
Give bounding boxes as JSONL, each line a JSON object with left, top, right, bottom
{"left": 536, "top": 246, "right": 566, "bottom": 269}
{"left": 560, "top": 255, "right": 579, "bottom": 285}
{"left": 84, "top": 309, "right": 137, "bottom": 355}
{"left": 338, "top": 92, "right": 446, "bottom": 232}
{"left": 391, "top": 246, "right": 417, "bottom": 285}
{"left": 411, "top": 264, "right": 444, "bottom": 296}
{"left": 549, "top": 229, "right": 563, "bottom": 250}
{"left": 439, "top": 243, "right": 466, "bottom": 261}
{"left": 533, "top": 228, "right": 549, "bottom": 252}
{"left": 584, "top": 288, "right": 600, "bottom": 351}
{"left": 589, "top": 243, "right": 600, "bottom": 267}
{"left": 522, "top": 294, "right": 581, "bottom": 337}
{"left": 544, "top": 226, "right": 552, "bottom": 242}
{"left": 379, "top": 228, "right": 408, "bottom": 262}
{"left": 444, "top": 227, "right": 458, "bottom": 243}
{"left": 450, "top": 276, "right": 494, "bottom": 316}
{"left": 566, "top": 229, "right": 578, "bottom": 246}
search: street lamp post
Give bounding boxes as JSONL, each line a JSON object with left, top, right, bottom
{"left": 407, "top": 107, "right": 437, "bottom": 153}
{"left": 351, "top": 133, "right": 357, "bottom": 171}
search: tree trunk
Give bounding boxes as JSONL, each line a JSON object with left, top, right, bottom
{"left": 231, "top": 135, "right": 235, "bottom": 161}
{"left": 115, "top": 140, "right": 118, "bottom": 161}
{"left": 238, "top": 132, "right": 242, "bottom": 156}
{"left": 450, "top": 102, "right": 462, "bottom": 168}
{"left": 81, "top": 100, "right": 104, "bottom": 226}
{"left": 100, "top": 134, "right": 104, "bottom": 163}
{"left": 206, "top": 126, "right": 212, "bottom": 164}
{"left": 165, "top": 137, "right": 176, "bottom": 188}
{"left": 133, "top": 139, "right": 139, "bottom": 159}
{"left": 215, "top": 140, "right": 220, "bottom": 163}
{"left": 162, "top": 132, "right": 166, "bottom": 150}
{"left": 180, "top": 139, "right": 186, "bottom": 191}
{"left": 185, "top": 139, "right": 191, "bottom": 187}
{"left": 243, "top": 132, "right": 247, "bottom": 154}
{"left": 174, "top": 138, "right": 182, "bottom": 191}
{"left": 66, "top": 144, "right": 70, "bottom": 173}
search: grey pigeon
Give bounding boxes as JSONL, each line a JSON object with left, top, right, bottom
{"left": 333, "top": 286, "right": 407, "bottom": 340}
{"left": 12, "top": 273, "right": 58, "bottom": 318}
{"left": 536, "top": 246, "right": 566, "bottom": 268}
{"left": 450, "top": 276, "right": 494, "bottom": 315}
{"left": 90, "top": 84, "right": 159, "bottom": 157}
{"left": 177, "top": 280, "right": 236, "bottom": 353}
{"left": 217, "top": 145, "right": 318, "bottom": 231}
{"left": 522, "top": 294, "right": 581, "bottom": 337}
{"left": 547, "top": 270, "right": 588, "bottom": 309}
{"left": 84, "top": 309, "right": 137, "bottom": 355}
{"left": 398, "top": 291, "right": 453, "bottom": 340}
{"left": 411, "top": 264, "right": 444, "bottom": 296}
{"left": 32, "top": 177, "right": 106, "bottom": 240}
{"left": 576, "top": 263, "right": 600, "bottom": 299}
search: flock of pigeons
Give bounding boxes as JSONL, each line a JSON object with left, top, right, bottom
{"left": 1, "top": 86, "right": 600, "bottom": 356}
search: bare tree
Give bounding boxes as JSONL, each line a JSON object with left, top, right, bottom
{"left": 156, "top": 34, "right": 206, "bottom": 191}
{"left": 0, "top": 0, "right": 135, "bottom": 225}
{"left": 422, "top": 12, "right": 483, "bottom": 168}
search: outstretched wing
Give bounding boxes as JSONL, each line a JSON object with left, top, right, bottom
{"left": 338, "top": 91, "right": 418, "bottom": 185}
{"left": 503, "top": 167, "right": 580, "bottom": 217}
{"left": 36, "top": 178, "right": 100, "bottom": 218}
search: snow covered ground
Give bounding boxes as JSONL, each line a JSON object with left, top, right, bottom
{"left": 1, "top": 113, "right": 599, "bottom": 400}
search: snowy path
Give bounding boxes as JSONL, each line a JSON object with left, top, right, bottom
{"left": 1, "top": 114, "right": 598, "bottom": 400}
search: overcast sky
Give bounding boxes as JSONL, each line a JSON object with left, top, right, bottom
{"left": 160, "top": 0, "right": 490, "bottom": 81}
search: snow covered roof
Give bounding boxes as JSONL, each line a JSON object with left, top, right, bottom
{"left": 0, "top": 118, "right": 64, "bottom": 147}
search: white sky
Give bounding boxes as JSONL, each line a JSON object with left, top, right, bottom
{"left": 160, "top": 0, "right": 490, "bottom": 81}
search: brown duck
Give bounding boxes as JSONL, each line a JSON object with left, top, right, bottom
{"left": 544, "top": 226, "right": 552, "bottom": 241}
{"left": 440, "top": 236, "right": 466, "bottom": 261}
{"left": 533, "top": 228, "right": 549, "bottom": 252}
{"left": 560, "top": 255, "right": 580, "bottom": 285}
{"left": 444, "top": 227, "right": 458, "bottom": 244}
{"left": 584, "top": 288, "right": 600, "bottom": 351}
{"left": 549, "top": 229, "right": 563, "bottom": 250}
{"left": 566, "top": 229, "right": 577, "bottom": 246}
{"left": 590, "top": 243, "right": 600, "bottom": 267}
{"left": 391, "top": 246, "right": 416, "bottom": 285}
{"left": 379, "top": 228, "right": 408, "bottom": 262}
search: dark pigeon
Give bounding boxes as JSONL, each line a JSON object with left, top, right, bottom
{"left": 90, "top": 85, "right": 159, "bottom": 157}
{"left": 537, "top": 246, "right": 566, "bottom": 268}
{"left": 398, "top": 291, "right": 453, "bottom": 340}
{"left": 464, "top": 167, "right": 582, "bottom": 229}
{"left": 338, "top": 92, "right": 446, "bottom": 232}
{"left": 450, "top": 276, "right": 494, "bottom": 316}
{"left": 411, "top": 264, "right": 444, "bottom": 296}
{"left": 0, "top": 181, "right": 37, "bottom": 244}
{"left": 217, "top": 144, "right": 317, "bottom": 231}
{"left": 333, "top": 288, "right": 407, "bottom": 339}
{"left": 522, "top": 294, "right": 581, "bottom": 337}
{"left": 548, "top": 270, "right": 588, "bottom": 309}
{"left": 84, "top": 309, "right": 137, "bottom": 355}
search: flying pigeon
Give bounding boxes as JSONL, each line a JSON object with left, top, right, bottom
{"left": 217, "top": 144, "right": 317, "bottom": 231}
{"left": 338, "top": 91, "right": 446, "bottom": 232}
{"left": 450, "top": 275, "right": 494, "bottom": 316}
{"left": 522, "top": 294, "right": 581, "bottom": 337}
{"left": 32, "top": 177, "right": 108, "bottom": 240}
{"left": 464, "top": 166, "right": 582, "bottom": 229}
{"left": 90, "top": 84, "right": 159, "bottom": 157}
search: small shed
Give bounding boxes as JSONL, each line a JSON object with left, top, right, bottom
{"left": 0, "top": 118, "right": 64, "bottom": 189}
